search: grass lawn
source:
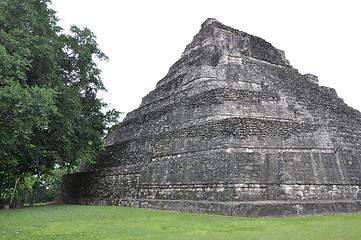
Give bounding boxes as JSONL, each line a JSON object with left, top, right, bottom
{"left": 0, "top": 205, "right": 360, "bottom": 239}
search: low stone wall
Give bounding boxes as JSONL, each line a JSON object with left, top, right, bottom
{"left": 60, "top": 198, "right": 361, "bottom": 218}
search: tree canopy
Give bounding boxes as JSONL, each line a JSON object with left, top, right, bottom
{"left": 0, "top": 0, "right": 119, "bottom": 203}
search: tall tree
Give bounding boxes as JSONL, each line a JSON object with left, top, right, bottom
{"left": 0, "top": 0, "right": 119, "bottom": 203}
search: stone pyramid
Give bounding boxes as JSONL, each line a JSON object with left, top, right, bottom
{"left": 60, "top": 18, "right": 361, "bottom": 217}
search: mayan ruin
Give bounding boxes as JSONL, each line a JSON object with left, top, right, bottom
{"left": 60, "top": 18, "right": 361, "bottom": 217}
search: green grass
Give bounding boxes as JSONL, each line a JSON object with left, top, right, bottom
{"left": 0, "top": 205, "right": 360, "bottom": 239}
{"left": 23, "top": 203, "right": 47, "bottom": 207}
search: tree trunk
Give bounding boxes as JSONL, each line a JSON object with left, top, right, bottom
{"left": 10, "top": 177, "right": 20, "bottom": 204}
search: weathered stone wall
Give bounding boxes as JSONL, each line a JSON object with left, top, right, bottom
{"left": 60, "top": 19, "right": 361, "bottom": 217}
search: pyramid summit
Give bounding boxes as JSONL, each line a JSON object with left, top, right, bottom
{"left": 60, "top": 19, "right": 361, "bottom": 217}
{"left": 181, "top": 18, "right": 290, "bottom": 66}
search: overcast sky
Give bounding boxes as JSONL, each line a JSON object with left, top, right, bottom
{"left": 51, "top": 0, "right": 361, "bottom": 116}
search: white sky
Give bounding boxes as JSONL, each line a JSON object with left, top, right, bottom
{"left": 51, "top": 0, "right": 361, "bottom": 115}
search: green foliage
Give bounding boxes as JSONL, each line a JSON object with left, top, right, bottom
{"left": 25, "top": 168, "right": 68, "bottom": 204}
{"left": 0, "top": 205, "right": 361, "bottom": 239}
{"left": 0, "top": 0, "right": 120, "bottom": 203}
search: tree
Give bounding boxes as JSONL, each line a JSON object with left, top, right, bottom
{"left": 0, "top": 0, "right": 119, "bottom": 203}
